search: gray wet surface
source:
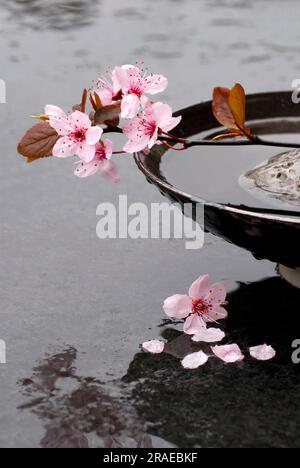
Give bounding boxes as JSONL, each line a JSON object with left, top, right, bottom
{"left": 1, "top": 0, "right": 300, "bottom": 448}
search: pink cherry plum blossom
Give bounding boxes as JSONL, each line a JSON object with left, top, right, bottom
{"left": 181, "top": 351, "right": 209, "bottom": 369}
{"left": 45, "top": 105, "right": 102, "bottom": 163}
{"left": 249, "top": 344, "right": 276, "bottom": 361}
{"left": 212, "top": 344, "right": 244, "bottom": 363}
{"left": 113, "top": 64, "right": 168, "bottom": 118}
{"left": 163, "top": 274, "right": 228, "bottom": 335}
{"left": 123, "top": 102, "right": 181, "bottom": 153}
{"left": 74, "top": 139, "right": 120, "bottom": 183}
{"left": 96, "top": 70, "right": 123, "bottom": 107}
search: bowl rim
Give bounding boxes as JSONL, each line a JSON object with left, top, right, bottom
{"left": 134, "top": 90, "right": 300, "bottom": 226}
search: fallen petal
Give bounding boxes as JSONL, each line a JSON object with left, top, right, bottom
{"left": 163, "top": 294, "right": 192, "bottom": 319}
{"left": 181, "top": 351, "right": 209, "bottom": 369}
{"left": 249, "top": 344, "right": 276, "bottom": 361}
{"left": 142, "top": 340, "right": 165, "bottom": 354}
{"left": 183, "top": 314, "right": 206, "bottom": 335}
{"left": 212, "top": 344, "right": 244, "bottom": 363}
{"left": 192, "top": 327, "right": 225, "bottom": 343}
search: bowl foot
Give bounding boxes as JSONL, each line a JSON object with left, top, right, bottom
{"left": 277, "top": 264, "right": 300, "bottom": 288}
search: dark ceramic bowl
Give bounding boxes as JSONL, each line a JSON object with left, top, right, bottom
{"left": 134, "top": 91, "right": 300, "bottom": 269}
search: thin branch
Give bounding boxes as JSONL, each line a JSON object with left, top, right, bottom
{"left": 103, "top": 126, "right": 300, "bottom": 150}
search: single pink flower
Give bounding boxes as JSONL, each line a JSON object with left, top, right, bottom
{"left": 249, "top": 344, "right": 276, "bottom": 361}
{"left": 142, "top": 340, "right": 165, "bottom": 354}
{"left": 123, "top": 102, "right": 181, "bottom": 153}
{"left": 181, "top": 351, "right": 209, "bottom": 369}
{"left": 113, "top": 64, "right": 168, "bottom": 118}
{"left": 212, "top": 344, "right": 244, "bottom": 363}
{"left": 96, "top": 71, "right": 123, "bottom": 107}
{"left": 192, "top": 327, "right": 225, "bottom": 343}
{"left": 163, "top": 274, "right": 228, "bottom": 335}
{"left": 45, "top": 105, "right": 103, "bottom": 163}
{"left": 74, "top": 139, "right": 120, "bottom": 183}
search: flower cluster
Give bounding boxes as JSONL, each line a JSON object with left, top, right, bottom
{"left": 18, "top": 80, "right": 300, "bottom": 176}
{"left": 40, "top": 65, "right": 181, "bottom": 183}
{"left": 142, "top": 274, "right": 276, "bottom": 369}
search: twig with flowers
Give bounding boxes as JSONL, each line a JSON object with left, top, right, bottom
{"left": 18, "top": 64, "right": 300, "bottom": 184}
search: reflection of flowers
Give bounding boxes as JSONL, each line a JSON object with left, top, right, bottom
{"left": 19, "top": 347, "right": 153, "bottom": 448}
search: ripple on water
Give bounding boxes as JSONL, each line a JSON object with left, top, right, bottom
{"left": 1, "top": 0, "right": 101, "bottom": 30}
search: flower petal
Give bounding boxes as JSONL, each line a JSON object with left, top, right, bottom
{"left": 212, "top": 344, "right": 244, "bottom": 363}
{"left": 121, "top": 94, "right": 141, "bottom": 119}
{"left": 249, "top": 344, "right": 276, "bottom": 361}
{"left": 85, "top": 126, "right": 103, "bottom": 145}
{"left": 52, "top": 137, "right": 77, "bottom": 158}
{"left": 99, "top": 159, "right": 120, "bottom": 183}
{"left": 163, "top": 115, "right": 182, "bottom": 132}
{"left": 48, "top": 115, "right": 73, "bottom": 136}
{"left": 142, "top": 340, "right": 165, "bottom": 354}
{"left": 140, "top": 96, "right": 152, "bottom": 113}
{"left": 76, "top": 142, "right": 96, "bottom": 163}
{"left": 163, "top": 294, "right": 192, "bottom": 319}
{"left": 113, "top": 65, "right": 133, "bottom": 92}
{"left": 181, "top": 351, "right": 208, "bottom": 369}
{"left": 143, "top": 74, "right": 168, "bottom": 95}
{"left": 70, "top": 111, "right": 91, "bottom": 130}
{"left": 96, "top": 89, "right": 114, "bottom": 107}
{"left": 123, "top": 117, "right": 150, "bottom": 152}
{"left": 45, "top": 105, "right": 66, "bottom": 118}
{"left": 74, "top": 160, "right": 100, "bottom": 178}
{"left": 183, "top": 314, "right": 206, "bottom": 335}
{"left": 192, "top": 327, "right": 225, "bottom": 343}
{"left": 124, "top": 136, "right": 150, "bottom": 154}
{"left": 206, "top": 282, "right": 227, "bottom": 305}
{"left": 151, "top": 102, "right": 172, "bottom": 128}
{"left": 188, "top": 274, "right": 211, "bottom": 300}
{"left": 207, "top": 306, "right": 228, "bottom": 322}
{"left": 148, "top": 128, "right": 159, "bottom": 149}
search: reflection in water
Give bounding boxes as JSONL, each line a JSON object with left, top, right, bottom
{"left": 19, "top": 278, "right": 300, "bottom": 448}
{"left": 18, "top": 346, "right": 150, "bottom": 448}
{"left": 122, "top": 278, "right": 300, "bottom": 448}
{"left": 2, "top": 0, "right": 100, "bottom": 30}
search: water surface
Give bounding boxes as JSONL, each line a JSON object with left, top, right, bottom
{"left": 1, "top": 0, "right": 300, "bottom": 448}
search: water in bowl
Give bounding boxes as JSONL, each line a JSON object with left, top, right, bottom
{"left": 160, "top": 119, "right": 300, "bottom": 212}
